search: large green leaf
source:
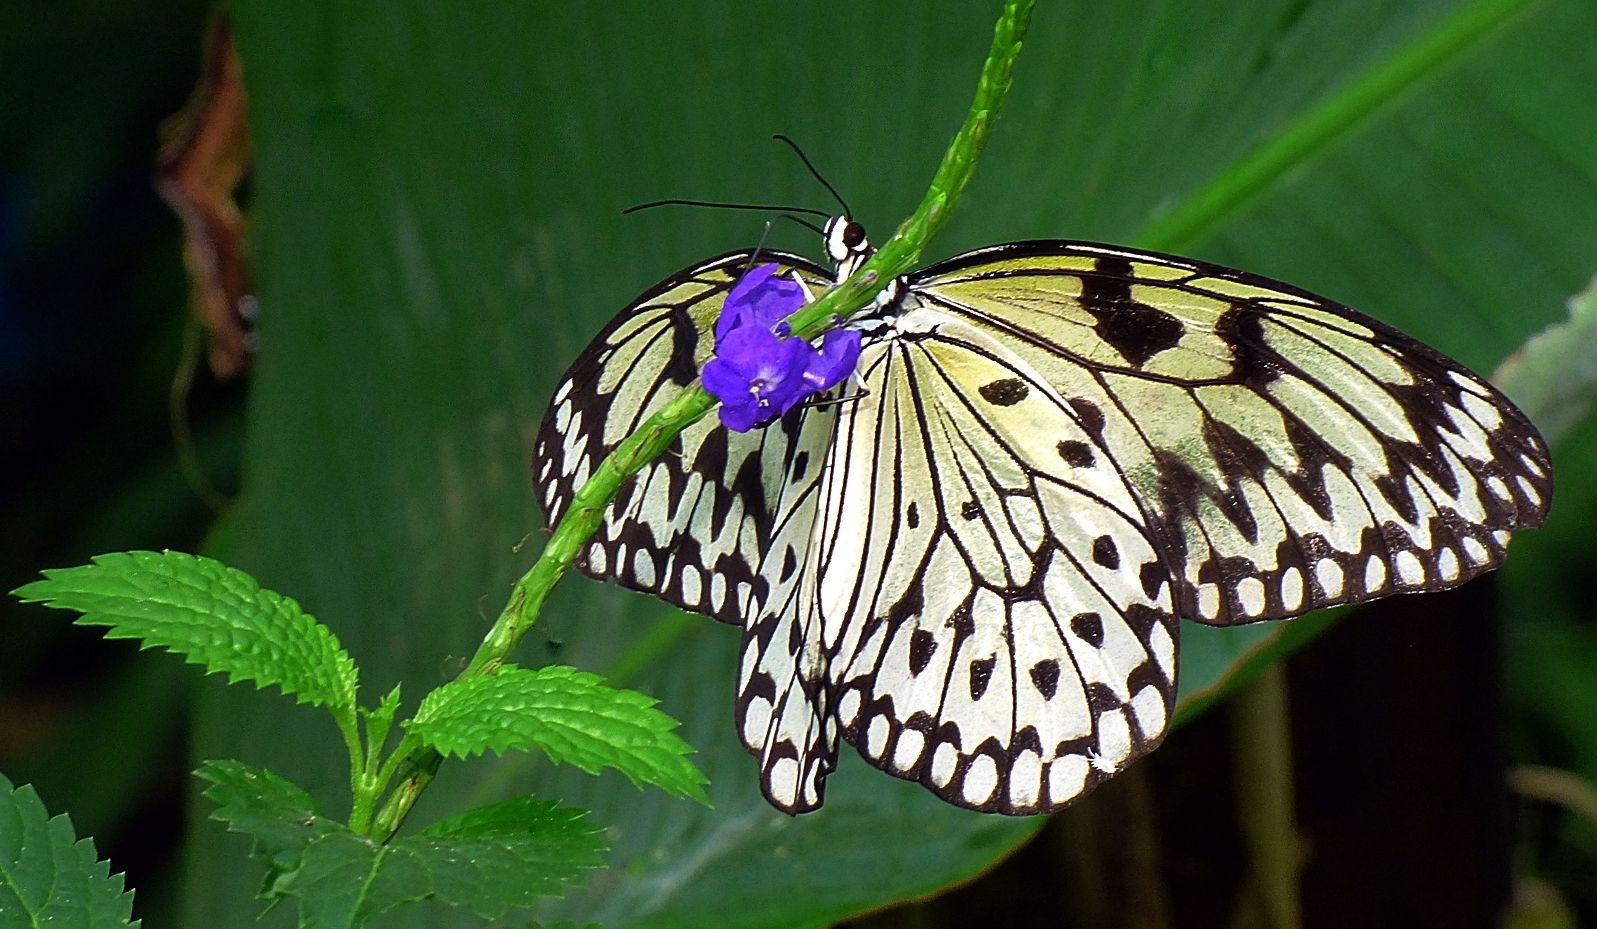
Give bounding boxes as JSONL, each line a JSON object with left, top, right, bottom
{"left": 14, "top": 551, "right": 358, "bottom": 714}
{"left": 409, "top": 664, "right": 709, "bottom": 804}
{"left": 0, "top": 773, "right": 137, "bottom": 929}
{"left": 192, "top": 1, "right": 1597, "bottom": 927}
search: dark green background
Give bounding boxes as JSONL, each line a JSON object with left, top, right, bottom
{"left": 5, "top": 0, "right": 1596, "bottom": 926}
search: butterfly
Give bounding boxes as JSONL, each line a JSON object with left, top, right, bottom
{"left": 533, "top": 215, "right": 1551, "bottom": 815}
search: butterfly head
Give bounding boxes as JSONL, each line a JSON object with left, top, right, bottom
{"left": 824, "top": 216, "right": 871, "bottom": 283}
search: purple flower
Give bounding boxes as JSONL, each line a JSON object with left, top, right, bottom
{"left": 702, "top": 326, "right": 811, "bottom": 432}
{"left": 703, "top": 263, "right": 864, "bottom": 432}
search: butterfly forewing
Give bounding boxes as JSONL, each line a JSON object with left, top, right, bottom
{"left": 815, "top": 314, "right": 1178, "bottom": 813}
{"left": 534, "top": 251, "right": 837, "bottom": 625}
{"left": 535, "top": 249, "right": 848, "bottom": 812}
{"left": 911, "top": 242, "right": 1551, "bottom": 627}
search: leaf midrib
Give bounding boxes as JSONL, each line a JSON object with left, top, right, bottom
{"left": 1133, "top": 0, "right": 1540, "bottom": 252}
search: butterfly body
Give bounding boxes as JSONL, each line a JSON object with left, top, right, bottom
{"left": 534, "top": 224, "right": 1549, "bottom": 815}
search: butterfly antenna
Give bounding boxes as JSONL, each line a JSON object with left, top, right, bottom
{"left": 623, "top": 198, "right": 831, "bottom": 219}
{"left": 621, "top": 197, "right": 826, "bottom": 273}
{"left": 777, "top": 213, "right": 826, "bottom": 236}
{"left": 772, "top": 134, "right": 852, "bottom": 219}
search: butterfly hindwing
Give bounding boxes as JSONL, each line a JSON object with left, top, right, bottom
{"left": 816, "top": 312, "right": 1178, "bottom": 813}
{"left": 734, "top": 428, "right": 840, "bottom": 811}
{"left": 912, "top": 242, "right": 1551, "bottom": 627}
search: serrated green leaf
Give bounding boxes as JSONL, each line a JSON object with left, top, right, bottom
{"left": 1494, "top": 273, "right": 1597, "bottom": 445}
{"left": 196, "top": 760, "right": 423, "bottom": 928}
{"left": 196, "top": 759, "right": 343, "bottom": 897}
{"left": 198, "top": 762, "right": 604, "bottom": 927}
{"left": 405, "top": 796, "right": 607, "bottom": 918}
{"left": 282, "top": 831, "right": 425, "bottom": 929}
{"left": 0, "top": 772, "right": 137, "bottom": 929}
{"left": 245, "top": 797, "right": 605, "bottom": 929}
{"left": 410, "top": 665, "right": 708, "bottom": 805}
{"left": 13, "top": 551, "right": 357, "bottom": 713}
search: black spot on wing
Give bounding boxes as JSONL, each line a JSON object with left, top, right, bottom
{"left": 1280, "top": 413, "right": 1345, "bottom": 521}
{"left": 1372, "top": 456, "right": 1423, "bottom": 525}
{"left": 1085, "top": 682, "right": 1123, "bottom": 713}
{"left": 949, "top": 601, "right": 976, "bottom": 642}
{"left": 612, "top": 475, "right": 637, "bottom": 515}
{"left": 888, "top": 582, "right": 924, "bottom": 627}
{"left": 1080, "top": 257, "right": 1185, "bottom": 368}
{"left": 662, "top": 300, "right": 706, "bottom": 385}
{"left": 1139, "top": 562, "right": 1167, "bottom": 600}
{"left": 1151, "top": 447, "right": 1258, "bottom": 550}
{"left": 1057, "top": 440, "right": 1096, "bottom": 468}
{"left": 742, "top": 665, "right": 776, "bottom": 704}
{"left": 1196, "top": 418, "right": 1263, "bottom": 543}
{"left": 978, "top": 378, "right": 1029, "bottom": 406}
{"left": 969, "top": 656, "right": 996, "bottom": 700}
{"left": 1123, "top": 603, "right": 1166, "bottom": 641}
{"left": 907, "top": 501, "right": 920, "bottom": 529}
{"left": 710, "top": 551, "right": 760, "bottom": 614}
{"left": 1067, "top": 397, "right": 1106, "bottom": 441}
{"left": 1213, "top": 306, "right": 1281, "bottom": 385}
{"left": 1380, "top": 378, "right": 1475, "bottom": 498}
{"left": 961, "top": 500, "right": 981, "bottom": 520}
{"left": 1091, "top": 535, "right": 1120, "bottom": 570}
{"left": 909, "top": 629, "right": 938, "bottom": 676}
{"left": 725, "top": 451, "right": 771, "bottom": 541}
{"left": 1070, "top": 611, "right": 1105, "bottom": 648}
{"left": 1029, "top": 660, "right": 1060, "bottom": 699}
{"left": 671, "top": 535, "right": 704, "bottom": 578}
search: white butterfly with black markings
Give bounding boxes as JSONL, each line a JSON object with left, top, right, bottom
{"left": 534, "top": 215, "right": 1550, "bottom": 815}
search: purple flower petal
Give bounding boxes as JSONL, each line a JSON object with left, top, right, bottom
{"left": 701, "top": 355, "right": 750, "bottom": 402}
{"left": 716, "top": 264, "right": 776, "bottom": 341}
{"left": 715, "top": 325, "right": 785, "bottom": 378}
{"left": 804, "top": 329, "right": 861, "bottom": 392}
{"left": 726, "top": 262, "right": 780, "bottom": 306}
{"left": 767, "top": 337, "right": 814, "bottom": 417}
{"left": 717, "top": 262, "right": 806, "bottom": 341}
{"left": 717, "top": 394, "right": 760, "bottom": 432}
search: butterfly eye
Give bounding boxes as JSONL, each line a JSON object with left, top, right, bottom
{"left": 825, "top": 217, "right": 869, "bottom": 264}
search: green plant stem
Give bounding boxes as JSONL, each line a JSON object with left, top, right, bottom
{"left": 784, "top": 0, "right": 1035, "bottom": 341}
{"left": 347, "top": 720, "right": 388, "bottom": 836}
{"left": 1228, "top": 663, "right": 1303, "bottom": 929}
{"left": 1133, "top": 0, "right": 1535, "bottom": 252}
{"left": 332, "top": 707, "right": 371, "bottom": 829}
{"left": 364, "top": 0, "right": 1036, "bottom": 845}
